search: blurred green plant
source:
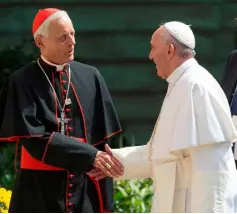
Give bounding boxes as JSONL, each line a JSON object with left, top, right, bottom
{"left": 114, "top": 179, "right": 153, "bottom": 213}
{"left": 0, "top": 40, "right": 37, "bottom": 88}
{"left": 0, "top": 41, "right": 37, "bottom": 191}
{"left": 0, "top": 145, "right": 15, "bottom": 190}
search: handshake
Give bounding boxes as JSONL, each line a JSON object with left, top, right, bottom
{"left": 87, "top": 144, "right": 124, "bottom": 180}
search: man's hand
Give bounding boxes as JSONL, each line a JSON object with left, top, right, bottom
{"left": 88, "top": 144, "right": 123, "bottom": 180}
{"left": 87, "top": 168, "right": 106, "bottom": 180}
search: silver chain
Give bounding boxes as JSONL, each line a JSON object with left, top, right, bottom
{"left": 37, "top": 59, "right": 71, "bottom": 112}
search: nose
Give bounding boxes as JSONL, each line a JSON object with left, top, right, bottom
{"left": 68, "top": 34, "right": 76, "bottom": 46}
{"left": 149, "top": 51, "right": 153, "bottom": 60}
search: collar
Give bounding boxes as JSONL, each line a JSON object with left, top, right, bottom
{"left": 41, "top": 55, "right": 68, "bottom": 71}
{"left": 166, "top": 58, "right": 197, "bottom": 84}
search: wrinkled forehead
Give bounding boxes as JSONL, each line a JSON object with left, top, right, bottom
{"left": 150, "top": 33, "right": 157, "bottom": 47}
{"left": 151, "top": 28, "right": 162, "bottom": 46}
{"left": 48, "top": 17, "right": 74, "bottom": 34}
{"left": 151, "top": 26, "right": 165, "bottom": 45}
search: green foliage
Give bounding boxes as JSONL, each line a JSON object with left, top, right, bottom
{"left": 0, "top": 41, "right": 36, "bottom": 190}
{"left": 114, "top": 179, "right": 153, "bottom": 213}
{"left": 0, "top": 40, "right": 37, "bottom": 87}
{"left": 0, "top": 145, "right": 15, "bottom": 190}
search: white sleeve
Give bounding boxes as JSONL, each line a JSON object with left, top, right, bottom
{"left": 111, "top": 141, "right": 152, "bottom": 180}
{"left": 189, "top": 142, "right": 237, "bottom": 213}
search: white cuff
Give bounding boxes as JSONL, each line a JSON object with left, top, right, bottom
{"left": 112, "top": 145, "right": 152, "bottom": 180}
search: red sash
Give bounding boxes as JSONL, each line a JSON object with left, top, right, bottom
{"left": 21, "top": 137, "right": 86, "bottom": 170}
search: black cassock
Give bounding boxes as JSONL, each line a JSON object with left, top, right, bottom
{"left": 0, "top": 57, "right": 122, "bottom": 213}
{"left": 221, "top": 49, "right": 237, "bottom": 167}
{"left": 221, "top": 50, "right": 237, "bottom": 103}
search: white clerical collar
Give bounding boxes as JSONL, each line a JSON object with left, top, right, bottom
{"left": 41, "top": 55, "right": 68, "bottom": 71}
{"left": 166, "top": 58, "right": 197, "bottom": 84}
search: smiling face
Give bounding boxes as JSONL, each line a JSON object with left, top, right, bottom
{"left": 149, "top": 26, "right": 175, "bottom": 79}
{"left": 35, "top": 16, "right": 76, "bottom": 64}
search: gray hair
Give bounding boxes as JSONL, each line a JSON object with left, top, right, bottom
{"left": 34, "top": 10, "right": 70, "bottom": 38}
{"left": 163, "top": 27, "right": 196, "bottom": 58}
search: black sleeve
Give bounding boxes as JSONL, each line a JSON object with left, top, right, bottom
{"left": 221, "top": 50, "right": 237, "bottom": 103}
{"left": 0, "top": 72, "right": 98, "bottom": 172}
{"left": 0, "top": 73, "right": 45, "bottom": 138}
{"left": 221, "top": 51, "right": 237, "bottom": 168}
{"left": 22, "top": 132, "right": 98, "bottom": 172}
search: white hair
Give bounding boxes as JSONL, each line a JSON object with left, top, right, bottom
{"left": 164, "top": 30, "right": 196, "bottom": 58}
{"left": 34, "top": 10, "right": 70, "bottom": 38}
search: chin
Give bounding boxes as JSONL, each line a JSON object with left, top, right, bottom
{"left": 156, "top": 70, "right": 161, "bottom": 77}
{"left": 67, "top": 55, "right": 74, "bottom": 62}
{"left": 157, "top": 71, "right": 165, "bottom": 79}
{"left": 70, "top": 53, "right": 74, "bottom": 59}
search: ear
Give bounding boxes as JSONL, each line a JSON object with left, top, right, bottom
{"left": 167, "top": 43, "right": 175, "bottom": 59}
{"left": 34, "top": 35, "right": 44, "bottom": 49}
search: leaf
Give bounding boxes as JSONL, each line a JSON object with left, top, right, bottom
{"left": 114, "top": 191, "right": 124, "bottom": 201}
{"left": 116, "top": 186, "right": 128, "bottom": 198}
{"left": 114, "top": 179, "right": 153, "bottom": 213}
{"left": 129, "top": 180, "right": 140, "bottom": 194}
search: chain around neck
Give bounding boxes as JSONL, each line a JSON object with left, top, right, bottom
{"left": 37, "top": 59, "right": 71, "bottom": 112}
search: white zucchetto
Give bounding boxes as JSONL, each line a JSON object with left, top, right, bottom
{"left": 163, "top": 21, "right": 195, "bottom": 50}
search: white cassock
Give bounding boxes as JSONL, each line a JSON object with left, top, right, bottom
{"left": 112, "top": 58, "right": 237, "bottom": 213}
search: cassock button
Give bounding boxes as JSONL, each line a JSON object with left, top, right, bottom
{"left": 63, "top": 89, "right": 67, "bottom": 94}
{"left": 68, "top": 193, "right": 72, "bottom": 197}
{"left": 69, "top": 184, "right": 73, "bottom": 188}
{"left": 68, "top": 202, "right": 73, "bottom": 206}
{"left": 69, "top": 174, "right": 74, "bottom": 178}
{"left": 67, "top": 127, "right": 73, "bottom": 131}
{"left": 65, "top": 108, "right": 71, "bottom": 113}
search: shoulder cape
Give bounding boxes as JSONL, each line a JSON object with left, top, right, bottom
{"left": 0, "top": 61, "right": 122, "bottom": 145}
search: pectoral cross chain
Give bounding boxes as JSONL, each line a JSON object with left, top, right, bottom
{"left": 58, "top": 111, "right": 69, "bottom": 134}
{"left": 37, "top": 59, "right": 72, "bottom": 135}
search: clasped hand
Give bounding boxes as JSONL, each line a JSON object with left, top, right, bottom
{"left": 87, "top": 144, "right": 123, "bottom": 180}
